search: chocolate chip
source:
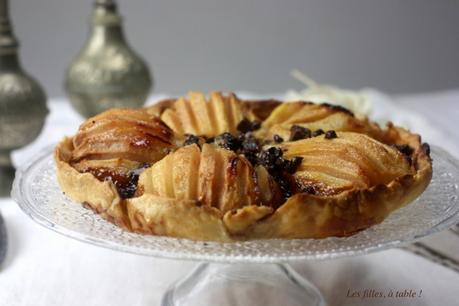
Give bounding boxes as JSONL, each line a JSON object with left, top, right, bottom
{"left": 422, "top": 143, "right": 431, "bottom": 157}
{"left": 324, "top": 130, "right": 337, "bottom": 139}
{"left": 237, "top": 118, "right": 252, "bottom": 133}
{"left": 312, "top": 129, "right": 325, "bottom": 137}
{"left": 242, "top": 140, "right": 259, "bottom": 153}
{"left": 290, "top": 125, "right": 312, "bottom": 141}
{"left": 183, "top": 134, "right": 201, "bottom": 146}
{"left": 284, "top": 156, "right": 303, "bottom": 174}
{"left": 268, "top": 147, "right": 283, "bottom": 159}
{"left": 273, "top": 134, "right": 284, "bottom": 143}
{"left": 392, "top": 144, "right": 414, "bottom": 156}
{"left": 241, "top": 134, "right": 260, "bottom": 153}
{"left": 257, "top": 147, "right": 283, "bottom": 170}
{"left": 251, "top": 120, "right": 261, "bottom": 130}
{"left": 215, "top": 132, "right": 241, "bottom": 151}
{"left": 237, "top": 118, "right": 261, "bottom": 133}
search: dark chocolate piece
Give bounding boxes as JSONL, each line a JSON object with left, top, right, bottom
{"left": 392, "top": 144, "right": 414, "bottom": 157}
{"left": 422, "top": 143, "right": 431, "bottom": 157}
{"left": 183, "top": 134, "right": 201, "bottom": 146}
{"left": 257, "top": 147, "right": 283, "bottom": 171}
{"left": 312, "top": 129, "right": 325, "bottom": 137}
{"left": 273, "top": 134, "right": 284, "bottom": 143}
{"left": 284, "top": 156, "right": 303, "bottom": 174}
{"left": 324, "top": 130, "right": 337, "bottom": 139}
{"left": 289, "top": 125, "right": 311, "bottom": 141}
{"left": 237, "top": 118, "right": 261, "bottom": 133}
{"left": 215, "top": 132, "right": 241, "bottom": 151}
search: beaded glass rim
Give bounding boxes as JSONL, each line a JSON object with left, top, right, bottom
{"left": 12, "top": 145, "right": 459, "bottom": 263}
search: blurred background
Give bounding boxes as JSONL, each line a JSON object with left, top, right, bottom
{"left": 11, "top": 0, "right": 459, "bottom": 96}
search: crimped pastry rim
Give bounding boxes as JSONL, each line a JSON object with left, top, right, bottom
{"left": 54, "top": 100, "right": 432, "bottom": 242}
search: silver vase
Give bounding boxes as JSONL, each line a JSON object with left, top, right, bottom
{"left": 0, "top": 0, "right": 48, "bottom": 197}
{"left": 65, "top": 0, "right": 152, "bottom": 118}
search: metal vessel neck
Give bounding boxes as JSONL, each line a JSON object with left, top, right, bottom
{"left": 86, "top": 0, "right": 126, "bottom": 49}
{"left": 88, "top": 24, "right": 124, "bottom": 43}
{"left": 0, "top": 53, "right": 20, "bottom": 71}
{"left": 0, "top": 0, "right": 20, "bottom": 70}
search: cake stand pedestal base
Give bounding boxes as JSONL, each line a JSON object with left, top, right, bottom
{"left": 162, "top": 263, "right": 326, "bottom": 306}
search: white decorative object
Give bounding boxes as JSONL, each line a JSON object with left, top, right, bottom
{"left": 285, "top": 69, "right": 372, "bottom": 116}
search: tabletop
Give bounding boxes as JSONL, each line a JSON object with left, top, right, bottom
{"left": 1, "top": 91, "right": 459, "bottom": 306}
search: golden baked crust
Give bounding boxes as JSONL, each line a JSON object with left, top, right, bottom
{"left": 55, "top": 91, "right": 432, "bottom": 241}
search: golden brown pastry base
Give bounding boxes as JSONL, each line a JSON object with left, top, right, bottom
{"left": 55, "top": 125, "right": 432, "bottom": 242}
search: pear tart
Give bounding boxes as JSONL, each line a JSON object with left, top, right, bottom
{"left": 55, "top": 91, "right": 432, "bottom": 241}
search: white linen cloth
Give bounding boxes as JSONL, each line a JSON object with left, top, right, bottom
{"left": 1, "top": 91, "right": 459, "bottom": 306}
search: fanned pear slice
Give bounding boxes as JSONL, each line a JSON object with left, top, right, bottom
{"left": 279, "top": 132, "right": 414, "bottom": 195}
{"left": 72, "top": 108, "right": 176, "bottom": 163}
{"left": 259, "top": 102, "right": 381, "bottom": 140}
{"left": 160, "top": 91, "right": 257, "bottom": 137}
{"left": 138, "top": 144, "right": 282, "bottom": 213}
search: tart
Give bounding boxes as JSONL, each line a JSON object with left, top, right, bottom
{"left": 55, "top": 91, "right": 432, "bottom": 241}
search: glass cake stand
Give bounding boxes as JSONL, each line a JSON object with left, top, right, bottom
{"left": 12, "top": 146, "right": 459, "bottom": 306}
